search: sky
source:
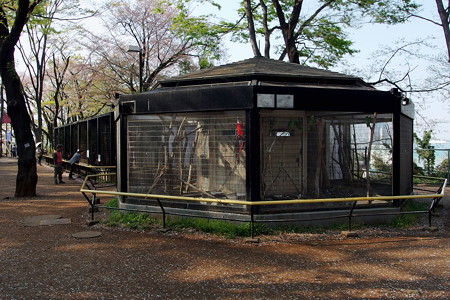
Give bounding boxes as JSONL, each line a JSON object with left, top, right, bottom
{"left": 14, "top": 0, "right": 449, "bottom": 141}
{"left": 194, "top": 1, "right": 449, "bottom": 141}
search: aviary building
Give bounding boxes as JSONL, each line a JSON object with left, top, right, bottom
{"left": 116, "top": 57, "right": 414, "bottom": 218}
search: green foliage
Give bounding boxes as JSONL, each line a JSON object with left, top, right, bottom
{"left": 227, "top": 0, "right": 419, "bottom": 67}
{"left": 101, "top": 197, "right": 272, "bottom": 237}
{"left": 178, "top": 59, "right": 195, "bottom": 75}
{"left": 435, "top": 158, "right": 449, "bottom": 178}
{"left": 414, "top": 130, "right": 436, "bottom": 175}
{"left": 413, "top": 161, "right": 425, "bottom": 176}
{"left": 199, "top": 57, "right": 214, "bottom": 69}
{"left": 390, "top": 200, "right": 428, "bottom": 227}
{"left": 170, "top": 0, "right": 225, "bottom": 61}
{"left": 372, "top": 154, "right": 392, "bottom": 173}
{"left": 300, "top": 18, "right": 358, "bottom": 68}
{"left": 104, "top": 211, "right": 156, "bottom": 229}
{"left": 166, "top": 218, "right": 272, "bottom": 238}
{"left": 102, "top": 198, "right": 156, "bottom": 229}
{"left": 104, "top": 197, "right": 118, "bottom": 208}
{"left": 345, "top": 0, "right": 420, "bottom": 24}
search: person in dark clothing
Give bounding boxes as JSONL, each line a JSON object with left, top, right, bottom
{"left": 11, "top": 144, "right": 17, "bottom": 157}
{"left": 36, "top": 144, "right": 43, "bottom": 165}
{"left": 68, "top": 149, "right": 84, "bottom": 179}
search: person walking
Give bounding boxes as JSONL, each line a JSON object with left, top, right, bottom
{"left": 53, "top": 144, "right": 65, "bottom": 184}
{"left": 36, "top": 144, "right": 43, "bottom": 165}
{"left": 68, "top": 149, "right": 84, "bottom": 179}
{"left": 11, "top": 143, "right": 17, "bottom": 157}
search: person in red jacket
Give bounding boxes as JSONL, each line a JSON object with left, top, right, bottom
{"left": 53, "top": 144, "right": 65, "bottom": 184}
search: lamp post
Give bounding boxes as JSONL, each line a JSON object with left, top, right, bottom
{"left": 127, "top": 45, "right": 143, "bottom": 93}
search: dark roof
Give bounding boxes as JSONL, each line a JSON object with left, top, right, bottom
{"left": 158, "top": 56, "right": 370, "bottom": 89}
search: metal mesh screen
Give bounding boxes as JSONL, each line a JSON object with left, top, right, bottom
{"left": 261, "top": 113, "right": 304, "bottom": 199}
{"left": 88, "top": 118, "right": 98, "bottom": 165}
{"left": 54, "top": 128, "right": 64, "bottom": 148}
{"left": 54, "top": 113, "right": 114, "bottom": 166}
{"left": 79, "top": 122, "right": 87, "bottom": 152}
{"left": 64, "top": 126, "right": 70, "bottom": 158}
{"left": 261, "top": 112, "right": 394, "bottom": 200}
{"left": 127, "top": 111, "right": 246, "bottom": 199}
{"left": 98, "top": 115, "right": 112, "bottom": 165}
{"left": 70, "top": 124, "right": 79, "bottom": 158}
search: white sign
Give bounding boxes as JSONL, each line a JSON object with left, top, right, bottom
{"left": 257, "top": 94, "right": 275, "bottom": 108}
{"left": 277, "top": 94, "right": 294, "bottom": 108}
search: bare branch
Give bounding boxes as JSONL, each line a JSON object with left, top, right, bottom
{"left": 410, "top": 13, "right": 442, "bottom": 27}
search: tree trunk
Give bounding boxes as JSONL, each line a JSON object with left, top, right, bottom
{"left": 272, "top": 0, "right": 302, "bottom": 63}
{"left": 244, "top": 0, "right": 262, "bottom": 57}
{"left": 0, "top": 1, "right": 40, "bottom": 197}
{"left": 0, "top": 57, "right": 38, "bottom": 196}
{"left": 259, "top": 0, "right": 271, "bottom": 58}
{"left": 435, "top": 0, "right": 450, "bottom": 62}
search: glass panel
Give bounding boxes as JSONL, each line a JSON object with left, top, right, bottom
{"left": 307, "top": 112, "right": 393, "bottom": 199}
{"left": 261, "top": 111, "right": 394, "bottom": 201}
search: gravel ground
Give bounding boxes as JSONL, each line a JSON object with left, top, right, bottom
{"left": 0, "top": 157, "right": 449, "bottom": 299}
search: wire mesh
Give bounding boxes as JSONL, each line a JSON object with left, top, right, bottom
{"left": 127, "top": 111, "right": 247, "bottom": 199}
{"left": 54, "top": 113, "right": 114, "bottom": 166}
{"left": 260, "top": 112, "right": 394, "bottom": 200}
{"left": 88, "top": 118, "right": 98, "bottom": 165}
{"left": 99, "top": 115, "right": 113, "bottom": 165}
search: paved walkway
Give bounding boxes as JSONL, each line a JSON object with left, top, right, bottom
{"left": 0, "top": 157, "right": 449, "bottom": 299}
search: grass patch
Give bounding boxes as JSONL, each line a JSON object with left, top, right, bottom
{"left": 102, "top": 198, "right": 271, "bottom": 236}
{"left": 166, "top": 217, "right": 272, "bottom": 238}
{"left": 101, "top": 198, "right": 272, "bottom": 237}
{"left": 389, "top": 200, "right": 429, "bottom": 228}
{"left": 102, "top": 198, "right": 156, "bottom": 230}
{"left": 104, "top": 198, "right": 119, "bottom": 208}
{"left": 101, "top": 197, "right": 430, "bottom": 236}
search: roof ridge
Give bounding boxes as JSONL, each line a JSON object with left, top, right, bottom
{"left": 158, "top": 57, "right": 366, "bottom": 87}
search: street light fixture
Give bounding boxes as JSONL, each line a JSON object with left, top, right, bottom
{"left": 127, "top": 45, "right": 143, "bottom": 93}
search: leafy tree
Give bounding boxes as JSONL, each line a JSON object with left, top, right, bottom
{"left": 84, "top": 0, "right": 224, "bottom": 92}
{"left": 435, "top": 158, "right": 449, "bottom": 177}
{"left": 414, "top": 130, "right": 436, "bottom": 175}
{"left": 0, "top": 0, "right": 43, "bottom": 197}
{"left": 232, "top": 0, "right": 419, "bottom": 67}
{"left": 17, "top": 0, "right": 94, "bottom": 146}
{"left": 41, "top": 39, "right": 71, "bottom": 145}
{"left": 62, "top": 56, "right": 117, "bottom": 122}
{"left": 413, "top": 161, "right": 425, "bottom": 176}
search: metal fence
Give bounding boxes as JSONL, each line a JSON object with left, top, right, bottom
{"left": 81, "top": 173, "right": 446, "bottom": 238}
{"left": 54, "top": 113, "right": 116, "bottom": 166}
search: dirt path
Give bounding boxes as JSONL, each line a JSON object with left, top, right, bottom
{"left": 0, "top": 157, "right": 449, "bottom": 299}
